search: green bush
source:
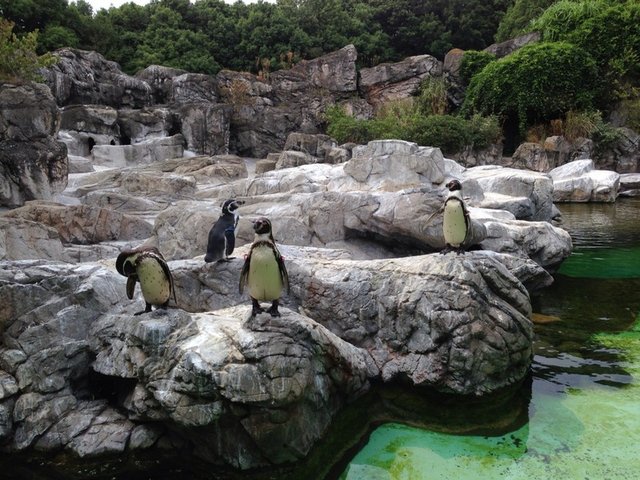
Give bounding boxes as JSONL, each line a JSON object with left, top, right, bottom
{"left": 415, "top": 77, "right": 448, "bottom": 115}
{"left": 462, "top": 41, "right": 598, "bottom": 136}
{"left": 530, "top": 0, "right": 640, "bottom": 106}
{"left": 459, "top": 50, "right": 496, "bottom": 85}
{"left": 0, "top": 18, "right": 56, "bottom": 83}
{"left": 325, "top": 105, "right": 502, "bottom": 155}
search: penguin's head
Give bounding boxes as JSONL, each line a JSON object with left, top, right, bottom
{"left": 252, "top": 217, "right": 272, "bottom": 235}
{"left": 116, "top": 251, "right": 137, "bottom": 277}
{"left": 446, "top": 179, "right": 462, "bottom": 192}
{"left": 222, "top": 199, "right": 245, "bottom": 215}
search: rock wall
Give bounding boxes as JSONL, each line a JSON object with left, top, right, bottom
{"left": 0, "top": 83, "right": 68, "bottom": 208}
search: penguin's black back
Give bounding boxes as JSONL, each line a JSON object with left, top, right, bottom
{"left": 205, "top": 212, "right": 236, "bottom": 262}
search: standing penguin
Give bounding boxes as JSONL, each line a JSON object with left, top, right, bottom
{"left": 116, "top": 246, "right": 177, "bottom": 315}
{"left": 442, "top": 179, "right": 470, "bottom": 254}
{"left": 239, "top": 217, "right": 289, "bottom": 317}
{"left": 205, "top": 199, "right": 245, "bottom": 263}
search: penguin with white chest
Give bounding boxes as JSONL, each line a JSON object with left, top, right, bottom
{"left": 442, "top": 179, "right": 470, "bottom": 254}
{"left": 239, "top": 217, "right": 289, "bottom": 317}
{"left": 205, "top": 199, "right": 245, "bottom": 263}
{"left": 116, "top": 246, "right": 177, "bottom": 315}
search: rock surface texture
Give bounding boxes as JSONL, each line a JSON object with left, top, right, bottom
{"left": 0, "top": 42, "right": 594, "bottom": 478}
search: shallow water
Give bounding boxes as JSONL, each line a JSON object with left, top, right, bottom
{"left": 339, "top": 198, "right": 640, "bottom": 480}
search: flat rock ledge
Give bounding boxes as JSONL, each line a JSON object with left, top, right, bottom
{"left": 0, "top": 247, "right": 534, "bottom": 473}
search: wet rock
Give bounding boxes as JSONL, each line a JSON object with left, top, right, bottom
{"left": 550, "top": 159, "right": 620, "bottom": 202}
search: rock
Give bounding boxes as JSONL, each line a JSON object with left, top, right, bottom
{"left": 593, "top": 127, "right": 640, "bottom": 173}
{"left": 135, "top": 65, "right": 188, "bottom": 104}
{"left": 0, "top": 83, "right": 68, "bottom": 207}
{"left": 463, "top": 165, "right": 554, "bottom": 220}
{"left": 171, "top": 73, "right": 219, "bottom": 104}
{"left": 345, "top": 140, "right": 446, "bottom": 188}
{"left": 275, "top": 150, "right": 318, "bottom": 169}
{"left": 359, "top": 54, "right": 442, "bottom": 108}
{"left": 483, "top": 32, "right": 541, "bottom": 58}
{"left": 60, "top": 105, "right": 120, "bottom": 138}
{"left": 3, "top": 202, "right": 153, "bottom": 244}
{"left": 42, "top": 48, "right": 152, "bottom": 108}
{"left": 117, "top": 107, "right": 175, "bottom": 144}
{"left": 619, "top": 173, "right": 640, "bottom": 196}
{"left": 91, "top": 134, "right": 185, "bottom": 167}
{"left": 549, "top": 159, "right": 620, "bottom": 202}
{"left": 0, "top": 216, "right": 66, "bottom": 261}
{"left": 255, "top": 158, "right": 278, "bottom": 174}
{"left": 177, "top": 103, "right": 232, "bottom": 155}
{"left": 283, "top": 132, "right": 338, "bottom": 160}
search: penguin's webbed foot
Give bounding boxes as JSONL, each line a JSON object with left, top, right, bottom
{"left": 251, "top": 298, "right": 264, "bottom": 317}
{"left": 455, "top": 247, "right": 465, "bottom": 255}
{"left": 440, "top": 245, "right": 452, "bottom": 255}
{"left": 266, "top": 300, "right": 281, "bottom": 317}
{"left": 134, "top": 303, "right": 153, "bottom": 316}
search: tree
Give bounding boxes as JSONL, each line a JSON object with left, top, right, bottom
{"left": 0, "top": 18, "right": 56, "bottom": 83}
{"left": 495, "top": 0, "right": 555, "bottom": 42}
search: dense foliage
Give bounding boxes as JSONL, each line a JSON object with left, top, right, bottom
{"left": 325, "top": 101, "right": 502, "bottom": 155}
{"left": 0, "top": 19, "right": 56, "bottom": 83}
{"left": 462, "top": 41, "right": 598, "bottom": 135}
{"left": 0, "top": 0, "right": 513, "bottom": 75}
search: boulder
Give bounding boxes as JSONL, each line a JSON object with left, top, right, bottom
{"left": 0, "top": 217, "right": 66, "bottom": 261}
{"left": 619, "top": 173, "right": 640, "bottom": 197}
{"left": 483, "top": 32, "right": 541, "bottom": 58}
{"left": 549, "top": 159, "right": 620, "bottom": 202}
{"left": 283, "top": 132, "right": 338, "bottom": 160}
{"left": 3, "top": 202, "right": 153, "bottom": 245}
{"left": 170, "top": 73, "right": 219, "bottom": 104}
{"left": 42, "top": 48, "right": 152, "bottom": 108}
{"left": 462, "top": 165, "right": 554, "bottom": 221}
{"left": 135, "top": 65, "right": 188, "bottom": 104}
{"left": 117, "top": 107, "right": 175, "bottom": 144}
{"left": 359, "top": 54, "right": 442, "bottom": 108}
{"left": 593, "top": 127, "right": 640, "bottom": 173}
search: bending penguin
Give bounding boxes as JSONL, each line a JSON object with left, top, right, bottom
{"left": 116, "top": 246, "right": 177, "bottom": 315}
{"left": 239, "top": 217, "right": 289, "bottom": 317}
{"left": 205, "top": 198, "right": 245, "bottom": 263}
{"left": 441, "top": 179, "right": 470, "bottom": 254}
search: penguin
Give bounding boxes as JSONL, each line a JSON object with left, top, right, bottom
{"left": 116, "top": 246, "right": 177, "bottom": 315}
{"left": 239, "top": 217, "right": 290, "bottom": 317}
{"left": 441, "top": 179, "right": 470, "bottom": 254}
{"left": 204, "top": 199, "right": 245, "bottom": 263}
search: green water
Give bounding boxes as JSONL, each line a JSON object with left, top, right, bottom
{"left": 340, "top": 199, "right": 640, "bottom": 480}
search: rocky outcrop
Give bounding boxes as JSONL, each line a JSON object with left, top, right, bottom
{"left": 0, "top": 235, "right": 534, "bottom": 469}
{"left": 41, "top": 48, "right": 152, "bottom": 108}
{"left": 0, "top": 83, "right": 68, "bottom": 207}
{"left": 549, "top": 159, "right": 620, "bottom": 202}
{"left": 359, "top": 54, "right": 442, "bottom": 109}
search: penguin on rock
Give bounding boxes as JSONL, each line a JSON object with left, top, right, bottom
{"left": 205, "top": 198, "right": 245, "bottom": 263}
{"left": 116, "top": 246, "right": 177, "bottom": 315}
{"left": 441, "top": 179, "right": 471, "bottom": 254}
{"left": 239, "top": 217, "right": 289, "bottom": 317}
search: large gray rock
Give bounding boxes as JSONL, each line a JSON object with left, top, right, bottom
{"left": 359, "top": 54, "right": 442, "bottom": 108}
{"left": 0, "top": 83, "right": 68, "bottom": 207}
{"left": 177, "top": 103, "right": 232, "bottom": 155}
{"left": 42, "top": 48, "right": 152, "bottom": 108}
{"left": 91, "top": 134, "right": 185, "bottom": 167}
{"left": 135, "top": 64, "right": 187, "bottom": 104}
{"left": 549, "top": 159, "right": 620, "bottom": 202}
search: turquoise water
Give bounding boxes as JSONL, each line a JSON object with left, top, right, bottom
{"left": 339, "top": 199, "right": 640, "bottom": 480}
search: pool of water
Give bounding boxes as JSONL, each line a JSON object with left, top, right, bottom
{"left": 339, "top": 198, "right": 640, "bottom": 480}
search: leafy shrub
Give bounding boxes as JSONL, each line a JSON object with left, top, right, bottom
{"left": 0, "top": 18, "right": 56, "bottom": 83}
{"left": 462, "top": 41, "right": 598, "bottom": 136}
{"left": 530, "top": 0, "right": 640, "bottom": 106}
{"left": 325, "top": 105, "right": 502, "bottom": 155}
{"left": 459, "top": 50, "right": 496, "bottom": 85}
{"left": 415, "top": 77, "right": 448, "bottom": 115}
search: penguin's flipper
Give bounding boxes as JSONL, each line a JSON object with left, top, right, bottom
{"left": 461, "top": 201, "right": 471, "bottom": 245}
{"left": 275, "top": 248, "right": 290, "bottom": 295}
{"left": 239, "top": 251, "right": 252, "bottom": 294}
{"left": 224, "top": 227, "right": 236, "bottom": 257}
{"left": 423, "top": 206, "right": 444, "bottom": 228}
{"left": 126, "top": 275, "right": 138, "bottom": 300}
{"left": 159, "top": 258, "right": 177, "bottom": 306}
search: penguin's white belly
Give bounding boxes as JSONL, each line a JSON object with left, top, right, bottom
{"left": 443, "top": 200, "right": 467, "bottom": 247}
{"left": 249, "top": 246, "right": 282, "bottom": 301}
{"left": 137, "top": 259, "right": 171, "bottom": 305}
